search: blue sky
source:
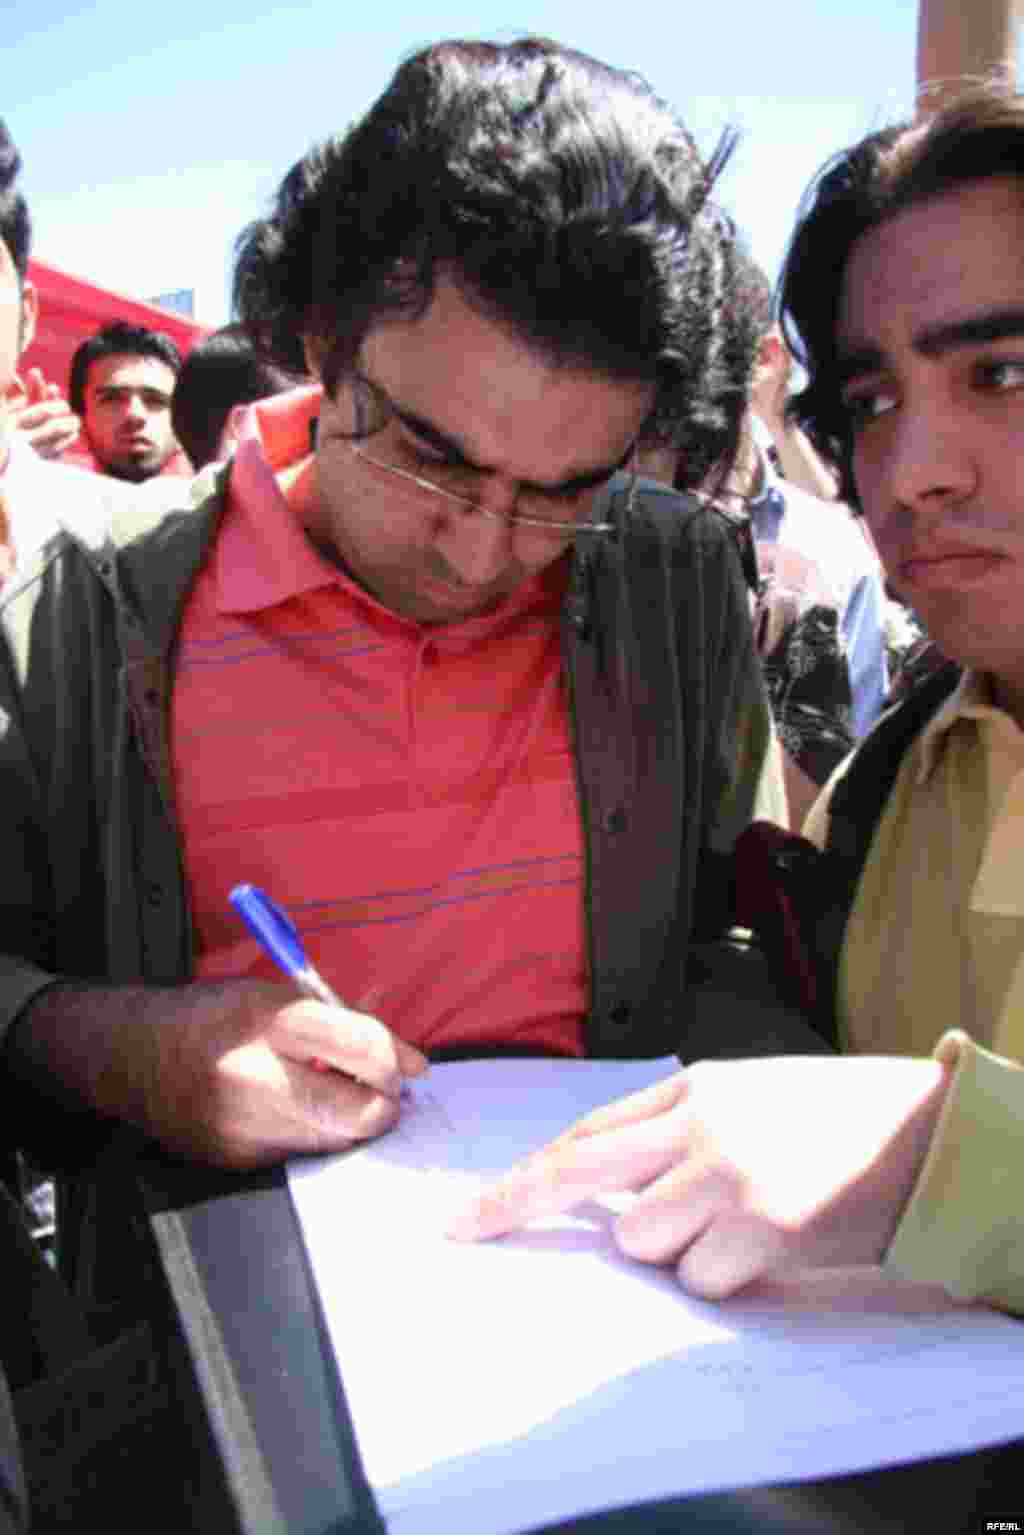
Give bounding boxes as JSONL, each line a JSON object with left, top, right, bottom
{"left": 7, "top": 1, "right": 973, "bottom": 323}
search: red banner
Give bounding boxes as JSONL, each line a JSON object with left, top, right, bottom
{"left": 20, "top": 259, "right": 210, "bottom": 395}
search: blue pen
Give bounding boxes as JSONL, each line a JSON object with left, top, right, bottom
{"left": 229, "top": 883, "right": 420, "bottom": 1088}
{"left": 230, "top": 882, "right": 345, "bottom": 1013}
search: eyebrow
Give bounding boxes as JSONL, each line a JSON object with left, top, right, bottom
{"left": 95, "top": 385, "right": 171, "bottom": 402}
{"left": 836, "top": 306, "right": 1024, "bottom": 388}
{"left": 375, "top": 382, "right": 635, "bottom": 495}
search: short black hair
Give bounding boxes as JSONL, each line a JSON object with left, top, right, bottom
{"left": 234, "top": 36, "right": 761, "bottom": 492}
{"left": 171, "top": 323, "right": 299, "bottom": 469}
{"left": 69, "top": 320, "right": 182, "bottom": 417}
{"left": 0, "top": 117, "right": 30, "bottom": 281}
{"left": 780, "top": 85, "right": 1024, "bottom": 505}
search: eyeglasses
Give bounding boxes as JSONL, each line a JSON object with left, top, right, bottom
{"left": 346, "top": 374, "right": 633, "bottom": 537}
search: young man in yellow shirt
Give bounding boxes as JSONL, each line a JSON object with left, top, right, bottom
{"left": 455, "top": 87, "right": 1024, "bottom": 1317}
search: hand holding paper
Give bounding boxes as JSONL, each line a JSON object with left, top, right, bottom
{"left": 449, "top": 1054, "right": 951, "bottom": 1297}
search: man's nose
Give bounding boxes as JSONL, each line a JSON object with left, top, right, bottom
{"left": 883, "top": 401, "right": 976, "bottom": 514}
{"left": 435, "top": 481, "right": 518, "bottom": 585}
{"left": 121, "top": 393, "right": 147, "bottom": 423}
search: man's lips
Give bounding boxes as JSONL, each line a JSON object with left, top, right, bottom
{"left": 420, "top": 571, "right": 507, "bottom": 614}
{"left": 897, "top": 544, "right": 1008, "bottom": 591}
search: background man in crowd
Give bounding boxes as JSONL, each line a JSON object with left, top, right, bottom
{"left": 67, "top": 319, "right": 187, "bottom": 480}
{"left": 453, "top": 86, "right": 1024, "bottom": 1319}
{"left": 0, "top": 38, "right": 791, "bottom": 1314}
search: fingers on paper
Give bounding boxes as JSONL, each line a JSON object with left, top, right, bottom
{"left": 300, "top": 1061, "right": 404, "bottom": 1147}
{"left": 447, "top": 1070, "right": 691, "bottom": 1241}
{"left": 211, "top": 1050, "right": 403, "bottom": 1164}
{"left": 674, "top": 1215, "right": 787, "bottom": 1300}
{"left": 610, "top": 1153, "right": 784, "bottom": 1295}
{"left": 277, "top": 999, "right": 427, "bottom": 1099}
{"left": 560, "top": 1070, "right": 690, "bottom": 1139}
{"left": 614, "top": 1159, "right": 734, "bottom": 1265}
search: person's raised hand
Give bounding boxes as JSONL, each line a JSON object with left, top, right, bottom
{"left": 7, "top": 368, "right": 80, "bottom": 459}
{"left": 748, "top": 330, "right": 792, "bottom": 438}
{"left": 448, "top": 1055, "right": 951, "bottom": 1298}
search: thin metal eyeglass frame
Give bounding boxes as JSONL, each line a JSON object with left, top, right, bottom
{"left": 345, "top": 376, "right": 634, "bottom": 534}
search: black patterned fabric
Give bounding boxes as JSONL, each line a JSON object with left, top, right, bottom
{"left": 758, "top": 602, "right": 854, "bottom": 785}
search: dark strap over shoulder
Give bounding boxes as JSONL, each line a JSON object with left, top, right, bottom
{"left": 825, "top": 659, "right": 961, "bottom": 862}
{"left": 734, "top": 659, "right": 962, "bottom": 1041}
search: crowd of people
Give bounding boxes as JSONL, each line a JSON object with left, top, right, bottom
{"left": 1, "top": 1, "right": 1022, "bottom": 1528}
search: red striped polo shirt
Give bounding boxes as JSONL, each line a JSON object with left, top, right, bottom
{"left": 173, "top": 387, "right": 586, "bottom": 1056}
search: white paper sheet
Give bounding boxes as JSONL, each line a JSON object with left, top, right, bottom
{"left": 287, "top": 1057, "right": 1024, "bottom": 1535}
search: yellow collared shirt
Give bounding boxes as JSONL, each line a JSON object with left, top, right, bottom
{"left": 805, "top": 673, "right": 1024, "bottom": 1310}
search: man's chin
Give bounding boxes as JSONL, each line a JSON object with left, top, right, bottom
{"left": 102, "top": 455, "right": 165, "bottom": 483}
{"left": 414, "top": 574, "right": 510, "bottom": 623}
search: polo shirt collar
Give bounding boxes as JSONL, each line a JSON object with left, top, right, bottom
{"left": 215, "top": 385, "right": 340, "bottom": 616}
{"left": 915, "top": 669, "right": 1020, "bottom": 784}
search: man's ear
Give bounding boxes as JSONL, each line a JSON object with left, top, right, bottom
{"left": 17, "top": 279, "right": 37, "bottom": 357}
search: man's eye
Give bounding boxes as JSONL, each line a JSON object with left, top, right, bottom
{"left": 980, "top": 359, "right": 1024, "bottom": 391}
{"left": 402, "top": 431, "right": 453, "bottom": 467}
{"left": 842, "top": 389, "right": 896, "bottom": 427}
{"left": 534, "top": 482, "right": 588, "bottom": 503}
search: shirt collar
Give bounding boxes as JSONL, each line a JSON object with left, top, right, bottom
{"left": 915, "top": 670, "right": 1016, "bottom": 783}
{"left": 214, "top": 385, "right": 341, "bottom": 616}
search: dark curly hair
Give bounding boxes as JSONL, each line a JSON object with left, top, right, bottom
{"left": 233, "top": 37, "right": 761, "bottom": 491}
{"left": 780, "top": 85, "right": 1024, "bottom": 507}
{"left": 171, "top": 323, "right": 299, "bottom": 469}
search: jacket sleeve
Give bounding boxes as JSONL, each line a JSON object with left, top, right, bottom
{"left": 0, "top": 635, "right": 82, "bottom": 1162}
{"left": 700, "top": 517, "right": 788, "bottom": 856}
{"left": 885, "top": 1030, "right": 1024, "bottom": 1313}
{"left": 0, "top": 548, "right": 123, "bottom": 1169}
{"left": 0, "top": 626, "right": 62, "bottom": 1052}
{"left": 678, "top": 515, "right": 835, "bottom": 1060}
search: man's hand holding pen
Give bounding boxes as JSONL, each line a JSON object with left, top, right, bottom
{"left": 146, "top": 976, "right": 427, "bottom": 1167}
{"left": 56, "top": 882, "right": 423, "bottom": 1167}
{"left": 11, "top": 975, "right": 427, "bottom": 1170}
